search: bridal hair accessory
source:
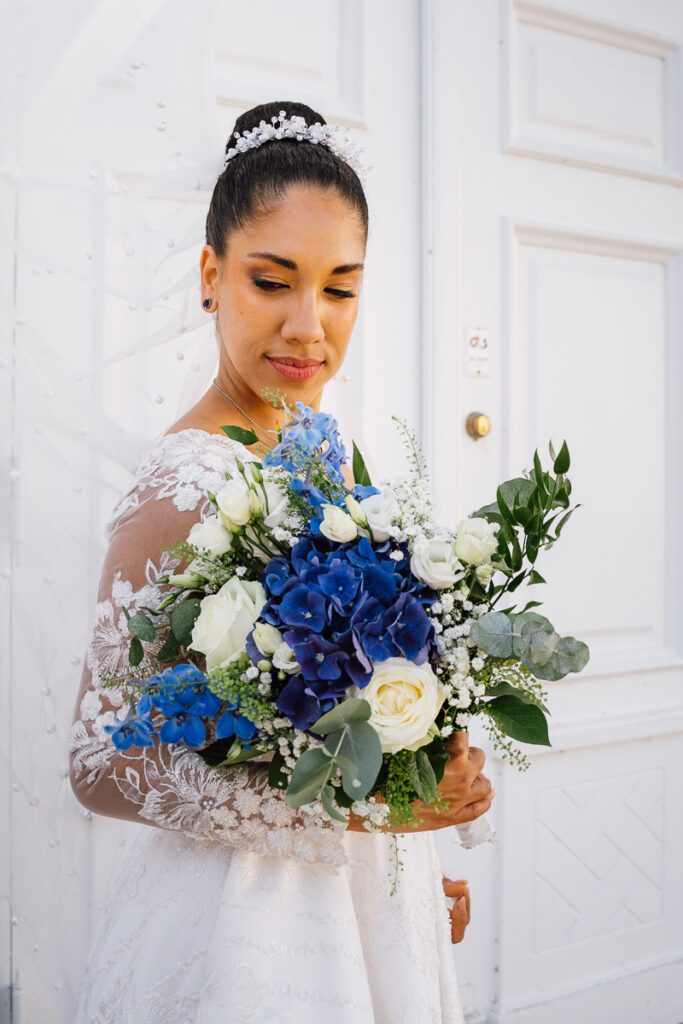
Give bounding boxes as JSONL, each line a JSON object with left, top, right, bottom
{"left": 224, "top": 109, "right": 369, "bottom": 184}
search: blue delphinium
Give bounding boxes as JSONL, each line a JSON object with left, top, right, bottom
{"left": 248, "top": 534, "right": 438, "bottom": 731}
{"left": 103, "top": 692, "right": 156, "bottom": 751}
{"left": 105, "top": 663, "right": 260, "bottom": 752}
{"left": 263, "top": 401, "right": 347, "bottom": 487}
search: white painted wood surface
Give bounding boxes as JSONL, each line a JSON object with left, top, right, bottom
{"left": 1, "top": 1, "right": 682, "bottom": 1022}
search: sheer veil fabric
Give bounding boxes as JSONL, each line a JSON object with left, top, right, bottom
{"left": 4, "top": 0, "right": 462, "bottom": 1019}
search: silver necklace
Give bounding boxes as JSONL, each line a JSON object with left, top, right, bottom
{"left": 211, "top": 379, "right": 280, "bottom": 439}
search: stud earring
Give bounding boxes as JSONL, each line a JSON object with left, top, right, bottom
{"left": 202, "top": 298, "right": 215, "bottom": 311}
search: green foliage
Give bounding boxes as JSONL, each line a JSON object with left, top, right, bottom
{"left": 470, "top": 609, "right": 590, "bottom": 681}
{"left": 284, "top": 700, "right": 383, "bottom": 811}
{"left": 352, "top": 440, "right": 373, "bottom": 487}
{"left": 390, "top": 415, "right": 429, "bottom": 482}
{"left": 220, "top": 424, "right": 259, "bottom": 446}
{"left": 484, "top": 695, "right": 551, "bottom": 745}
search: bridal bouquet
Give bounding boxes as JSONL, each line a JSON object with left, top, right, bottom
{"left": 102, "top": 397, "right": 590, "bottom": 859}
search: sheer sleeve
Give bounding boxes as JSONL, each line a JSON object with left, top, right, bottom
{"left": 67, "top": 430, "right": 349, "bottom": 866}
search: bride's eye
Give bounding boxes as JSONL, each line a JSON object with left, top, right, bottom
{"left": 252, "top": 279, "right": 355, "bottom": 299}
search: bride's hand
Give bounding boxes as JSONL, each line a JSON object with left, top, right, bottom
{"left": 345, "top": 730, "right": 495, "bottom": 834}
{"left": 442, "top": 877, "right": 471, "bottom": 943}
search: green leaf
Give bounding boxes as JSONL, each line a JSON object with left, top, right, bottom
{"left": 336, "top": 721, "right": 383, "bottom": 800}
{"left": 156, "top": 629, "right": 181, "bottom": 663}
{"left": 470, "top": 611, "right": 514, "bottom": 658}
{"left": 483, "top": 679, "right": 550, "bottom": 715}
{"left": 411, "top": 748, "right": 437, "bottom": 804}
{"left": 321, "top": 784, "right": 349, "bottom": 822}
{"left": 285, "top": 747, "right": 334, "bottom": 808}
{"left": 127, "top": 613, "right": 155, "bottom": 642}
{"left": 170, "top": 597, "right": 202, "bottom": 646}
{"left": 530, "top": 636, "right": 591, "bottom": 680}
{"left": 268, "top": 750, "right": 289, "bottom": 789}
{"left": 310, "top": 698, "right": 372, "bottom": 736}
{"left": 496, "top": 485, "right": 515, "bottom": 525}
{"left": 485, "top": 695, "right": 551, "bottom": 745}
{"left": 352, "top": 440, "right": 373, "bottom": 487}
{"left": 129, "top": 636, "right": 144, "bottom": 667}
{"left": 553, "top": 440, "right": 570, "bottom": 474}
{"left": 528, "top": 569, "right": 545, "bottom": 585}
{"left": 220, "top": 424, "right": 259, "bottom": 446}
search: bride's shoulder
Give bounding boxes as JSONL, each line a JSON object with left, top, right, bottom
{"left": 103, "top": 424, "right": 247, "bottom": 541}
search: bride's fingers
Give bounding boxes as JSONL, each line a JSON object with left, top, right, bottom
{"left": 448, "top": 894, "right": 469, "bottom": 943}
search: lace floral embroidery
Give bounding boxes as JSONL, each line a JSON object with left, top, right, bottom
{"left": 69, "top": 430, "right": 349, "bottom": 868}
{"left": 105, "top": 429, "right": 259, "bottom": 539}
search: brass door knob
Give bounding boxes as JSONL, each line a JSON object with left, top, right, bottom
{"left": 465, "top": 412, "right": 491, "bottom": 439}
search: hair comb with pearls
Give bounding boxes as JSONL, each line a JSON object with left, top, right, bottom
{"left": 224, "top": 109, "right": 369, "bottom": 184}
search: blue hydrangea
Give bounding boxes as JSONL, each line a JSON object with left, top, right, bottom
{"left": 248, "top": 534, "right": 438, "bottom": 730}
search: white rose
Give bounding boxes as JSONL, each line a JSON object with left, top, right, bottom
{"left": 252, "top": 622, "right": 283, "bottom": 657}
{"left": 188, "top": 577, "right": 266, "bottom": 670}
{"left": 410, "top": 537, "right": 463, "bottom": 590}
{"left": 349, "top": 657, "right": 448, "bottom": 755}
{"left": 454, "top": 517, "right": 499, "bottom": 566}
{"left": 187, "top": 515, "right": 233, "bottom": 556}
{"left": 359, "top": 487, "right": 398, "bottom": 541}
{"left": 319, "top": 504, "right": 358, "bottom": 543}
{"left": 272, "top": 641, "right": 301, "bottom": 674}
{"left": 215, "top": 476, "right": 254, "bottom": 530}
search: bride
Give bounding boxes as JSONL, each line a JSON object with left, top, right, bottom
{"left": 67, "top": 100, "right": 494, "bottom": 1024}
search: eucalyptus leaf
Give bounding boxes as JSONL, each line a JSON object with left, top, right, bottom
{"left": 127, "top": 613, "right": 155, "bottom": 642}
{"left": 321, "top": 784, "right": 349, "bottom": 822}
{"left": 310, "top": 697, "right": 372, "bottom": 736}
{"left": 156, "top": 629, "right": 181, "bottom": 663}
{"left": 530, "top": 636, "right": 591, "bottom": 680}
{"left": 285, "top": 747, "right": 335, "bottom": 808}
{"left": 469, "top": 611, "right": 514, "bottom": 658}
{"left": 485, "top": 695, "right": 551, "bottom": 745}
{"left": 337, "top": 720, "right": 383, "bottom": 800}
{"left": 129, "top": 635, "right": 144, "bottom": 667}
{"left": 170, "top": 597, "right": 202, "bottom": 646}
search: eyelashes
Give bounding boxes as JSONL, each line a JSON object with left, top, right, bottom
{"left": 252, "top": 278, "right": 356, "bottom": 299}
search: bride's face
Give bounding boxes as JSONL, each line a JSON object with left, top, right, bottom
{"left": 202, "top": 183, "right": 366, "bottom": 408}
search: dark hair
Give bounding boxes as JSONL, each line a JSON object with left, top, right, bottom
{"left": 205, "top": 100, "right": 369, "bottom": 259}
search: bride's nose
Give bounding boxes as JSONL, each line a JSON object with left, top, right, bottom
{"left": 281, "top": 290, "right": 325, "bottom": 346}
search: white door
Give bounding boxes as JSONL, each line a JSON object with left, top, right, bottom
{"left": 425, "top": 1, "right": 683, "bottom": 1020}
{"left": 0, "top": 1, "right": 427, "bottom": 1020}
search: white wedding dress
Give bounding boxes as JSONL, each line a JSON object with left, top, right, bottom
{"left": 67, "top": 428, "right": 466, "bottom": 1024}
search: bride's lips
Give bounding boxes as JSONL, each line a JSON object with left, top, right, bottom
{"left": 265, "top": 356, "right": 324, "bottom": 381}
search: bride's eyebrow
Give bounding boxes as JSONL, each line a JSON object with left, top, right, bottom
{"left": 246, "top": 251, "right": 364, "bottom": 275}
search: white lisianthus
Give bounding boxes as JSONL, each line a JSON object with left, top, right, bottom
{"left": 410, "top": 536, "right": 463, "bottom": 590}
{"left": 188, "top": 577, "right": 266, "bottom": 670}
{"left": 166, "top": 571, "right": 206, "bottom": 588}
{"left": 475, "top": 562, "right": 494, "bottom": 586}
{"left": 215, "top": 476, "right": 253, "bottom": 530}
{"left": 348, "top": 657, "right": 448, "bottom": 755}
{"left": 359, "top": 486, "right": 399, "bottom": 541}
{"left": 319, "top": 504, "right": 358, "bottom": 543}
{"left": 454, "top": 516, "right": 499, "bottom": 566}
{"left": 344, "top": 494, "right": 368, "bottom": 527}
{"left": 252, "top": 622, "right": 284, "bottom": 657}
{"left": 187, "top": 514, "right": 233, "bottom": 556}
{"left": 258, "top": 477, "right": 289, "bottom": 530}
{"left": 272, "top": 641, "right": 301, "bottom": 674}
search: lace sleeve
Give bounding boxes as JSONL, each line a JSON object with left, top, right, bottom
{"left": 67, "top": 431, "right": 349, "bottom": 867}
